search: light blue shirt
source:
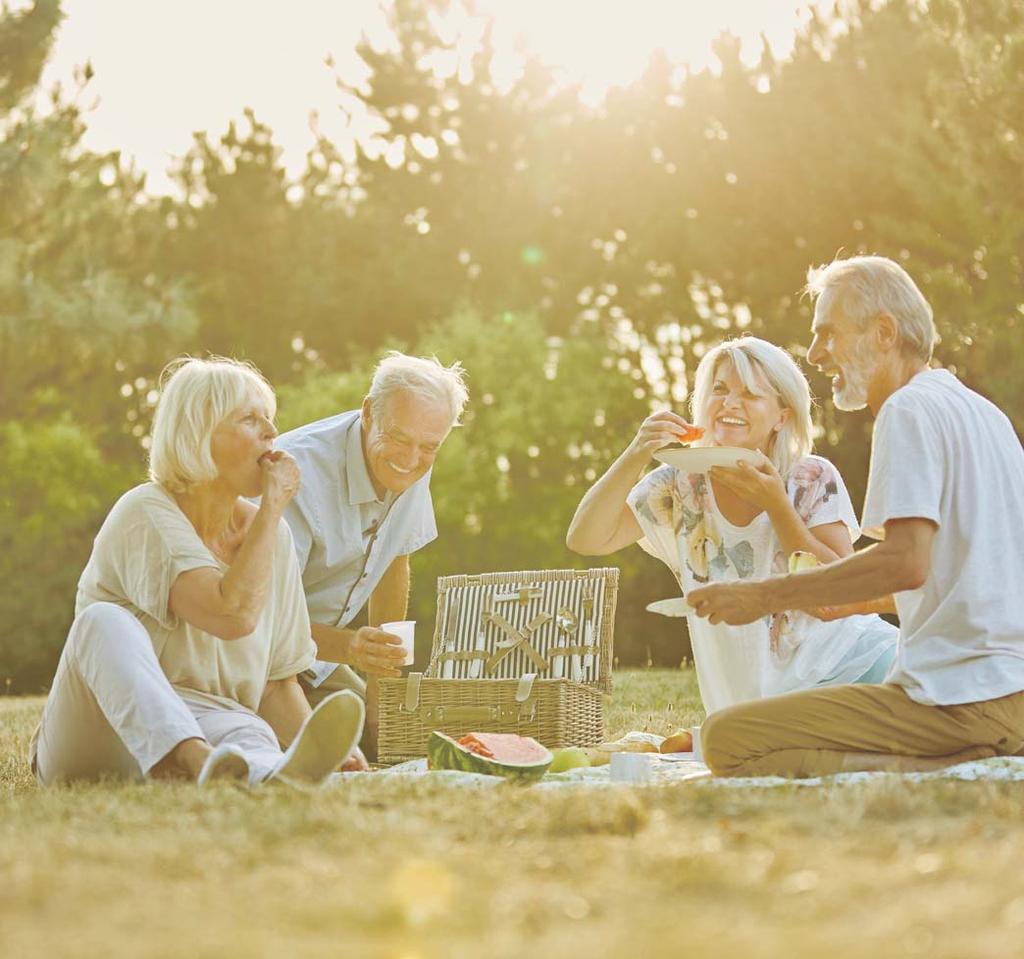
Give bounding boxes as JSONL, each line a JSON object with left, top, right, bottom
{"left": 277, "top": 410, "right": 437, "bottom": 685}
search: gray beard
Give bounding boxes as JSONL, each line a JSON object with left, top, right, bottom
{"left": 833, "top": 376, "right": 869, "bottom": 411}
{"left": 832, "top": 344, "right": 876, "bottom": 412}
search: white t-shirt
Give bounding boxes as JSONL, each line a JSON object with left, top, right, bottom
{"left": 629, "top": 455, "right": 897, "bottom": 714}
{"left": 862, "top": 368, "right": 1024, "bottom": 706}
{"left": 76, "top": 484, "right": 316, "bottom": 713}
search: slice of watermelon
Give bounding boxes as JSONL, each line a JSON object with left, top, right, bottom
{"left": 428, "top": 731, "right": 553, "bottom": 783}
{"left": 457, "top": 734, "right": 496, "bottom": 758}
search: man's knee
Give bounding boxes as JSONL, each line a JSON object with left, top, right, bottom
{"left": 701, "top": 706, "right": 758, "bottom": 777}
{"left": 700, "top": 710, "right": 731, "bottom": 776}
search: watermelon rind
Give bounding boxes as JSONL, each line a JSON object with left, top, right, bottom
{"left": 427, "top": 732, "right": 553, "bottom": 783}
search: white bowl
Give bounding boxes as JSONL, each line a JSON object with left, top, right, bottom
{"left": 653, "top": 445, "right": 767, "bottom": 472}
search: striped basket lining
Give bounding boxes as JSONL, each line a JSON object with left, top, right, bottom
{"left": 424, "top": 568, "right": 618, "bottom": 692}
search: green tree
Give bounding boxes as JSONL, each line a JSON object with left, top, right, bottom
{"left": 5, "top": 0, "right": 1024, "bottom": 690}
{"left": 0, "top": 0, "right": 195, "bottom": 689}
{"left": 156, "top": 112, "right": 323, "bottom": 382}
{"left": 0, "top": 418, "right": 130, "bottom": 691}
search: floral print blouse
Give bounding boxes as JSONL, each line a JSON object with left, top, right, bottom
{"left": 628, "top": 455, "right": 895, "bottom": 713}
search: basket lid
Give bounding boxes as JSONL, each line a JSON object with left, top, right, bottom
{"left": 424, "top": 568, "right": 618, "bottom": 692}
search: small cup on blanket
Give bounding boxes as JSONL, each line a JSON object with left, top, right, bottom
{"left": 610, "top": 751, "right": 657, "bottom": 784}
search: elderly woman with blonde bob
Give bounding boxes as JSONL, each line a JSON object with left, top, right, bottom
{"left": 29, "top": 356, "right": 365, "bottom": 787}
{"left": 567, "top": 336, "right": 896, "bottom": 715}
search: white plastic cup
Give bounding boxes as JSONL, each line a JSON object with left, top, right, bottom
{"left": 691, "top": 725, "right": 703, "bottom": 763}
{"left": 609, "top": 751, "right": 656, "bottom": 784}
{"left": 381, "top": 620, "right": 415, "bottom": 666}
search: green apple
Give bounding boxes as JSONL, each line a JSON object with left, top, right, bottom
{"left": 548, "top": 747, "right": 592, "bottom": 773}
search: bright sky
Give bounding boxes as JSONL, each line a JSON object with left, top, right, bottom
{"left": 36, "top": 0, "right": 830, "bottom": 195}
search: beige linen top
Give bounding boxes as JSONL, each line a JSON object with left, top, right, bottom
{"left": 76, "top": 483, "right": 316, "bottom": 712}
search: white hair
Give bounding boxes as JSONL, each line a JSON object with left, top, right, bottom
{"left": 148, "top": 355, "right": 276, "bottom": 495}
{"left": 689, "top": 336, "right": 814, "bottom": 480}
{"left": 805, "top": 255, "right": 938, "bottom": 361}
{"left": 367, "top": 351, "right": 469, "bottom": 426}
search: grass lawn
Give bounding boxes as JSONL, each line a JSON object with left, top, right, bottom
{"left": 3, "top": 668, "right": 1024, "bottom": 958}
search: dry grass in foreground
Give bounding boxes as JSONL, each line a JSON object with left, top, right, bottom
{"left": 3, "top": 669, "right": 1024, "bottom": 959}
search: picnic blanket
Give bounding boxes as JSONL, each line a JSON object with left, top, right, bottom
{"left": 345, "top": 754, "right": 1024, "bottom": 790}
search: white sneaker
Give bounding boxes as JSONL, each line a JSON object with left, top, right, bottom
{"left": 265, "top": 689, "right": 365, "bottom": 788}
{"left": 197, "top": 743, "right": 250, "bottom": 788}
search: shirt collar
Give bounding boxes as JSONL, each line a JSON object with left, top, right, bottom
{"left": 345, "top": 415, "right": 381, "bottom": 507}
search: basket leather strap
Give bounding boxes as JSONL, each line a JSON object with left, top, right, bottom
{"left": 484, "top": 611, "right": 551, "bottom": 673}
{"left": 404, "top": 672, "right": 423, "bottom": 711}
{"left": 515, "top": 673, "right": 536, "bottom": 703}
{"left": 419, "top": 703, "right": 535, "bottom": 724}
{"left": 434, "top": 650, "right": 489, "bottom": 663}
{"left": 548, "top": 644, "right": 601, "bottom": 658}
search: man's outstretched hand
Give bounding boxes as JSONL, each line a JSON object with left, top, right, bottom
{"left": 688, "top": 580, "right": 771, "bottom": 626}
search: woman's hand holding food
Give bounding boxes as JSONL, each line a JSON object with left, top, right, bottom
{"left": 710, "top": 458, "right": 788, "bottom": 514}
{"left": 259, "top": 449, "right": 301, "bottom": 513}
{"left": 626, "top": 411, "right": 704, "bottom": 460}
{"left": 566, "top": 410, "right": 703, "bottom": 556}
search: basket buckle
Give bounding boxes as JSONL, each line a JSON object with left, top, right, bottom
{"left": 420, "top": 703, "right": 532, "bottom": 724}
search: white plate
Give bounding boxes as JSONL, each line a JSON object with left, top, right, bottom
{"left": 652, "top": 445, "right": 767, "bottom": 472}
{"left": 646, "top": 597, "right": 694, "bottom": 618}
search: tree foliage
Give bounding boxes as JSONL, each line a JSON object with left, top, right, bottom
{"left": 2, "top": 0, "right": 1022, "bottom": 689}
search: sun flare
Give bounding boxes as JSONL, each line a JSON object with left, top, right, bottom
{"left": 475, "top": 0, "right": 822, "bottom": 103}
{"left": 41, "top": 0, "right": 828, "bottom": 193}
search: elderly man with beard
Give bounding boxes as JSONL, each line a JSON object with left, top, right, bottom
{"left": 689, "top": 255, "right": 1024, "bottom": 778}
{"left": 275, "top": 352, "right": 468, "bottom": 756}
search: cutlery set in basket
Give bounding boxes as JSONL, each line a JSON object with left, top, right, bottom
{"left": 377, "top": 568, "right": 619, "bottom": 764}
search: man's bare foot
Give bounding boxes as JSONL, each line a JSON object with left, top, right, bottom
{"left": 340, "top": 746, "right": 370, "bottom": 772}
{"left": 151, "top": 738, "right": 212, "bottom": 781}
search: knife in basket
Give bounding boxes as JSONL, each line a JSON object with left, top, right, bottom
{"left": 469, "top": 594, "right": 491, "bottom": 679}
{"left": 580, "top": 586, "right": 595, "bottom": 682}
{"left": 441, "top": 592, "right": 462, "bottom": 679}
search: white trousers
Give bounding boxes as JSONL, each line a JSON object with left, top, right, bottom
{"left": 31, "top": 602, "right": 285, "bottom": 786}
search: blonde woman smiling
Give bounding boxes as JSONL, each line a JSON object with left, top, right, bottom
{"left": 567, "top": 336, "right": 896, "bottom": 715}
{"left": 30, "top": 356, "right": 365, "bottom": 787}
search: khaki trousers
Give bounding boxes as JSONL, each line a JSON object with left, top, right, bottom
{"left": 300, "top": 663, "right": 366, "bottom": 708}
{"left": 701, "top": 682, "right": 1024, "bottom": 779}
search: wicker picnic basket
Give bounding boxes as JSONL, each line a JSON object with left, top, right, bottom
{"left": 376, "top": 568, "right": 619, "bottom": 765}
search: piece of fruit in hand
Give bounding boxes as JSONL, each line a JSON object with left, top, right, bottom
{"left": 673, "top": 425, "right": 705, "bottom": 443}
{"left": 788, "top": 551, "right": 820, "bottom": 574}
